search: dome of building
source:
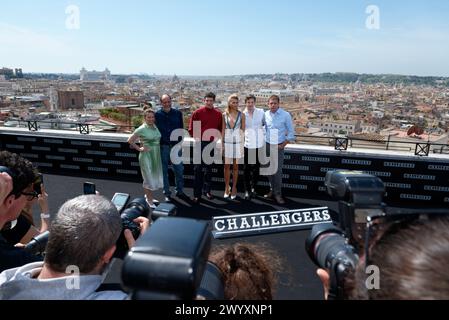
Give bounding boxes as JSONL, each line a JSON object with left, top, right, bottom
{"left": 268, "top": 81, "right": 283, "bottom": 89}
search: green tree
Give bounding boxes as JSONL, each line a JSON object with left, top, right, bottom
{"left": 100, "top": 108, "right": 114, "bottom": 117}
{"left": 109, "top": 112, "right": 126, "bottom": 122}
{"left": 132, "top": 115, "right": 143, "bottom": 128}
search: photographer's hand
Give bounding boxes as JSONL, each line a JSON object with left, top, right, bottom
{"left": 317, "top": 268, "right": 330, "bottom": 300}
{"left": 124, "top": 217, "right": 151, "bottom": 248}
{"left": 38, "top": 184, "right": 49, "bottom": 214}
{"left": 38, "top": 184, "right": 51, "bottom": 233}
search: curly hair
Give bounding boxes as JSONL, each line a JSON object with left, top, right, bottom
{"left": 208, "top": 243, "right": 282, "bottom": 300}
{"left": 0, "top": 151, "right": 38, "bottom": 199}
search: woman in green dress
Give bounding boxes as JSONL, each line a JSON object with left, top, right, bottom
{"left": 127, "top": 108, "right": 163, "bottom": 208}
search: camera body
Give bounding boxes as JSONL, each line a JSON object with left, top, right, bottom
{"left": 33, "top": 173, "right": 43, "bottom": 195}
{"left": 115, "top": 197, "right": 150, "bottom": 258}
{"left": 325, "top": 170, "right": 386, "bottom": 249}
{"left": 306, "top": 170, "right": 386, "bottom": 299}
{"left": 306, "top": 223, "right": 358, "bottom": 300}
{"left": 111, "top": 193, "right": 130, "bottom": 213}
{"left": 83, "top": 182, "right": 96, "bottom": 195}
{"left": 121, "top": 217, "right": 221, "bottom": 300}
{"left": 24, "top": 231, "right": 50, "bottom": 256}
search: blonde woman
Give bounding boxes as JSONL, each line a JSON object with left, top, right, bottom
{"left": 127, "top": 108, "right": 163, "bottom": 208}
{"left": 222, "top": 94, "right": 245, "bottom": 200}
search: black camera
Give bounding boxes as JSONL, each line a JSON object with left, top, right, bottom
{"left": 306, "top": 170, "right": 449, "bottom": 300}
{"left": 24, "top": 231, "right": 50, "bottom": 256}
{"left": 33, "top": 173, "right": 43, "bottom": 195}
{"left": 115, "top": 197, "right": 150, "bottom": 259}
{"left": 121, "top": 217, "right": 224, "bottom": 300}
{"left": 305, "top": 223, "right": 358, "bottom": 300}
{"left": 305, "top": 170, "right": 386, "bottom": 300}
{"left": 325, "top": 170, "right": 386, "bottom": 249}
{"left": 83, "top": 182, "right": 96, "bottom": 195}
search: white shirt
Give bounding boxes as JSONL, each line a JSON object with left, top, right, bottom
{"left": 244, "top": 107, "right": 265, "bottom": 149}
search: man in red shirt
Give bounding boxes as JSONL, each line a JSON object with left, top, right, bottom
{"left": 188, "top": 92, "right": 222, "bottom": 204}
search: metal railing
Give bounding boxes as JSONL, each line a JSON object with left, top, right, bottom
{"left": 1, "top": 119, "right": 136, "bottom": 134}
{"left": 294, "top": 134, "right": 449, "bottom": 156}
{"left": 1, "top": 120, "right": 448, "bottom": 156}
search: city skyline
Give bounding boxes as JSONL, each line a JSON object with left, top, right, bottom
{"left": 1, "top": 0, "right": 449, "bottom": 76}
{"left": 6, "top": 70, "right": 449, "bottom": 80}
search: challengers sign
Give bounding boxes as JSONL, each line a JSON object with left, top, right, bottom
{"left": 212, "top": 207, "right": 332, "bottom": 239}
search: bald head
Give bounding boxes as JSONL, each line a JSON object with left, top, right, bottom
{"left": 160, "top": 94, "right": 172, "bottom": 112}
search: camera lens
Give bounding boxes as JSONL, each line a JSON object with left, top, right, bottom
{"left": 306, "top": 223, "right": 356, "bottom": 269}
{"left": 314, "top": 233, "right": 351, "bottom": 269}
{"left": 24, "top": 231, "right": 50, "bottom": 255}
{"left": 121, "top": 199, "right": 150, "bottom": 234}
{"left": 115, "top": 198, "right": 150, "bottom": 259}
{"left": 306, "top": 223, "right": 359, "bottom": 300}
{"left": 306, "top": 224, "right": 340, "bottom": 266}
{"left": 123, "top": 198, "right": 149, "bottom": 217}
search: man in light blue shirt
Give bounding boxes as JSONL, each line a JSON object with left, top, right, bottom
{"left": 263, "top": 95, "right": 295, "bottom": 204}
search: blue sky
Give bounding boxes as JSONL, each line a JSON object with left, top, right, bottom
{"left": 1, "top": 0, "right": 449, "bottom": 76}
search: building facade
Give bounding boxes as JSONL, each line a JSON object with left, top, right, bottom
{"left": 312, "top": 120, "right": 362, "bottom": 135}
{"left": 80, "top": 68, "right": 111, "bottom": 81}
{"left": 253, "top": 89, "right": 297, "bottom": 103}
{"left": 58, "top": 90, "right": 84, "bottom": 110}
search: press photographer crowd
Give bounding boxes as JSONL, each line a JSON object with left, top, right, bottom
{"left": 1, "top": 149, "right": 449, "bottom": 300}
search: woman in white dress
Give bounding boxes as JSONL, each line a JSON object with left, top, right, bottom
{"left": 221, "top": 94, "right": 245, "bottom": 200}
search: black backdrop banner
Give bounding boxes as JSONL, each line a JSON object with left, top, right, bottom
{"left": 1, "top": 130, "right": 448, "bottom": 207}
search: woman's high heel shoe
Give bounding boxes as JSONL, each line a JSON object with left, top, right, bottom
{"left": 224, "top": 186, "right": 231, "bottom": 199}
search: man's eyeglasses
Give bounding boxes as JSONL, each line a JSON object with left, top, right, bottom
{"left": 21, "top": 190, "right": 39, "bottom": 201}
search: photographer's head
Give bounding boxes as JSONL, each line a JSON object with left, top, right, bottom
{"left": 0, "top": 151, "right": 39, "bottom": 228}
{"left": 208, "top": 243, "right": 281, "bottom": 300}
{"left": 44, "top": 195, "right": 121, "bottom": 274}
{"left": 316, "top": 215, "right": 449, "bottom": 300}
{"left": 349, "top": 215, "right": 449, "bottom": 300}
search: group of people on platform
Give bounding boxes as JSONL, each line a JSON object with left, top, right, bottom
{"left": 127, "top": 92, "right": 295, "bottom": 208}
